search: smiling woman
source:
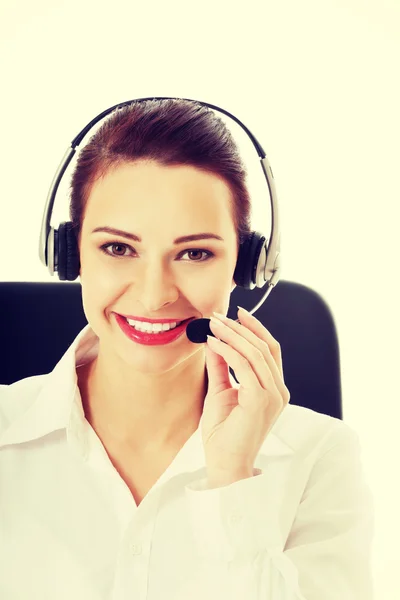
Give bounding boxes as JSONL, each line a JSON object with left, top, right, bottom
{"left": 75, "top": 158, "right": 241, "bottom": 408}
{"left": 0, "top": 97, "right": 375, "bottom": 600}
{"left": 64, "top": 99, "right": 254, "bottom": 485}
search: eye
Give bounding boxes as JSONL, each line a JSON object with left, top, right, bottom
{"left": 100, "top": 243, "right": 132, "bottom": 257}
{"left": 99, "top": 243, "right": 214, "bottom": 262}
{"left": 180, "top": 249, "right": 214, "bottom": 262}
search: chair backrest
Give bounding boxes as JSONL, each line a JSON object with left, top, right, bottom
{"left": 0, "top": 280, "right": 343, "bottom": 419}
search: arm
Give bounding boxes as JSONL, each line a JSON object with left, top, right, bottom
{"left": 183, "top": 424, "right": 375, "bottom": 600}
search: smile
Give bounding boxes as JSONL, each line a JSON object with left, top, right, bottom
{"left": 115, "top": 313, "right": 195, "bottom": 346}
{"left": 125, "top": 318, "right": 185, "bottom": 332}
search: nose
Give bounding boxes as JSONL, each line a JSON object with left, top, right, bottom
{"left": 131, "top": 263, "right": 181, "bottom": 312}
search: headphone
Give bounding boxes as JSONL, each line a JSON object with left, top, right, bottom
{"left": 39, "top": 96, "right": 281, "bottom": 317}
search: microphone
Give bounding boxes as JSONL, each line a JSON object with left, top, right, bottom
{"left": 186, "top": 317, "right": 240, "bottom": 343}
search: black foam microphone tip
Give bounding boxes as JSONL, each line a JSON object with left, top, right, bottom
{"left": 185, "top": 318, "right": 213, "bottom": 343}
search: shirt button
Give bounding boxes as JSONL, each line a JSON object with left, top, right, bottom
{"left": 230, "top": 513, "right": 243, "bottom": 524}
{"left": 130, "top": 543, "right": 143, "bottom": 555}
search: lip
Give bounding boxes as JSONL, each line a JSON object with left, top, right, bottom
{"left": 115, "top": 313, "right": 196, "bottom": 346}
{"left": 117, "top": 313, "right": 193, "bottom": 324}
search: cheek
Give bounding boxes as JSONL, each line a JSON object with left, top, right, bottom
{"left": 194, "top": 291, "right": 231, "bottom": 319}
{"left": 80, "top": 267, "right": 122, "bottom": 329}
{"left": 81, "top": 248, "right": 124, "bottom": 292}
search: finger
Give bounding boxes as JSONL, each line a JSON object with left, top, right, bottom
{"left": 237, "top": 308, "right": 284, "bottom": 379}
{"left": 209, "top": 314, "right": 288, "bottom": 400}
{"left": 205, "top": 339, "right": 232, "bottom": 390}
{"left": 209, "top": 319, "right": 278, "bottom": 394}
{"left": 207, "top": 335, "right": 277, "bottom": 411}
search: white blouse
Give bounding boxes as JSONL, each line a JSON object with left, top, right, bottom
{"left": 0, "top": 324, "right": 375, "bottom": 600}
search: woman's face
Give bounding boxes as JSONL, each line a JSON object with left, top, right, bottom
{"left": 77, "top": 159, "right": 239, "bottom": 372}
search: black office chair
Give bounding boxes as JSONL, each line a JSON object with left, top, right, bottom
{"left": 0, "top": 280, "right": 343, "bottom": 420}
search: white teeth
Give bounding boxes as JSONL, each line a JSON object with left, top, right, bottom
{"left": 125, "top": 318, "right": 181, "bottom": 333}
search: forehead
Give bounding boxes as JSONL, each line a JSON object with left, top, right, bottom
{"left": 85, "top": 161, "right": 234, "bottom": 220}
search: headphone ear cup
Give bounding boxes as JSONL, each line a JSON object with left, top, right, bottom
{"left": 234, "top": 231, "right": 267, "bottom": 289}
{"left": 57, "top": 221, "right": 80, "bottom": 281}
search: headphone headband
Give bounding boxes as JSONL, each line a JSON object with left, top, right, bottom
{"left": 39, "top": 96, "right": 281, "bottom": 315}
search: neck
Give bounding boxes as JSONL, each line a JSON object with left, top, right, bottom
{"left": 77, "top": 348, "right": 208, "bottom": 455}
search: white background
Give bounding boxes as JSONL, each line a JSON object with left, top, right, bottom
{"left": 1, "top": 0, "right": 399, "bottom": 597}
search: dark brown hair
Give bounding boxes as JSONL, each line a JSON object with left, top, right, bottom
{"left": 69, "top": 98, "right": 252, "bottom": 252}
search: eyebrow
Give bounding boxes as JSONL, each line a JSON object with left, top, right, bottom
{"left": 91, "top": 226, "right": 224, "bottom": 244}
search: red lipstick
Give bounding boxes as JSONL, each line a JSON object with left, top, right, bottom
{"left": 115, "top": 314, "right": 195, "bottom": 346}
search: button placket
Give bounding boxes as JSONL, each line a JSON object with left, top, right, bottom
{"left": 130, "top": 543, "right": 143, "bottom": 556}
{"left": 229, "top": 513, "right": 243, "bottom": 524}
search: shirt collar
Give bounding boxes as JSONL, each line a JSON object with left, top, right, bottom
{"left": 0, "top": 324, "right": 98, "bottom": 449}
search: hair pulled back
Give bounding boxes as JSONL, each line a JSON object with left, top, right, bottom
{"left": 69, "top": 98, "right": 252, "bottom": 251}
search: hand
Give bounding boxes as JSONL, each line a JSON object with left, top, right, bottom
{"left": 202, "top": 306, "right": 290, "bottom": 478}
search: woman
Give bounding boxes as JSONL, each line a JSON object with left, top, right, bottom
{"left": 0, "top": 99, "right": 374, "bottom": 599}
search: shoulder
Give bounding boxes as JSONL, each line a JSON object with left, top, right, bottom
{"left": 0, "top": 375, "right": 48, "bottom": 438}
{"left": 270, "top": 402, "right": 361, "bottom": 459}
